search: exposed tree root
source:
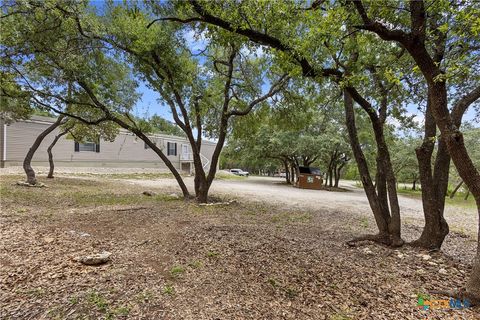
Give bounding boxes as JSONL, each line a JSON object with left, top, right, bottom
{"left": 408, "top": 240, "right": 441, "bottom": 251}
{"left": 346, "top": 233, "right": 392, "bottom": 247}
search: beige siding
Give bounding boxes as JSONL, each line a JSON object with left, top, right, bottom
{"left": 0, "top": 119, "right": 5, "bottom": 167}
{"left": 3, "top": 116, "right": 217, "bottom": 170}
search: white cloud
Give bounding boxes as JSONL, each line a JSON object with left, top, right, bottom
{"left": 182, "top": 29, "right": 208, "bottom": 53}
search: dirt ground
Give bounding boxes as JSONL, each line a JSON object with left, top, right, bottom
{"left": 1, "top": 171, "right": 479, "bottom": 319}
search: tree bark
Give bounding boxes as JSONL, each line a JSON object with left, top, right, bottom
{"left": 283, "top": 159, "right": 290, "bottom": 184}
{"left": 335, "top": 162, "right": 346, "bottom": 188}
{"left": 23, "top": 115, "right": 65, "bottom": 185}
{"left": 47, "top": 129, "right": 69, "bottom": 179}
{"left": 351, "top": 1, "right": 480, "bottom": 300}
{"left": 290, "top": 160, "right": 296, "bottom": 185}
{"left": 408, "top": 29, "right": 480, "bottom": 303}
{"left": 412, "top": 103, "right": 449, "bottom": 249}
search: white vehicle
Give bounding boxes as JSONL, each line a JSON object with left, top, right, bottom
{"left": 230, "top": 169, "right": 249, "bottom": 177}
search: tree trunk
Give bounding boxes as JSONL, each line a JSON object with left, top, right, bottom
{"left": 290, "top": 162, "right": 295, "bottom": 185}
{"left": 343, "top": 90, "right": 392, "bottom": 245}
{"left": 195, "top": 178, "right": 209, "bottom": 203}
{"left": 411, "top": 101, "right": 449, "bottom": 250}
{"left": 450, "top": 180, "right": 463, "bottom": 199}
{"left": 369, "top": 111, "right": 402, "bottom": 246}
{"left": 335, "top": 162, "right": 346, "bottom": 188}
{"left": 294, "top": 158, "right": 300, "bottom": 185}
{"left": 424, "top": 69, "right": 479, "bottom": 301}
{"left": 192, "top": 151, "right": 207, "bottom": 201}
{"left": 23, "top": 115, "right": 65, "bottom": 185}
{"left": 47, "top": 129, "right": 69, "bottom": 179}
{"left": 284, "top": 159, "right": 290, "bottom": 184}
{"left": 329, "top": 166, "right": 334, "bottom": 187}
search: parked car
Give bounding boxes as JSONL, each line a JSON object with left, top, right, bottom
{"left": 230, "top": 169, "right": 249, "bottom": 177}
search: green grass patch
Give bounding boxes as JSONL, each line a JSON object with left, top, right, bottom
{"left": 87, "top": 291, "right": 109, "bottom": 313}
{"left": 94, "top": 172, "right": 176, "bottom": 180}
{"left": 271, "top": 211, "right": 312, "bottom": 224}
{"left": 206, "top": 250, "right": 220, "bottom": 258}
{"left": 359, "top": 217, "right": 369, "bottom": 228}
{"left": 397, "top": 188, "right": 476, "bottom": 208}
{"left": 214, "top": 171, "right": 247, "bottom": 180}
{"left": 188, "top": 260, "right": 202, "bottom": 269}
{"left": 163, "top": 284, "right": 174, "bottom": 295}
{"left": 170, "top": 265, "right": 185, "bottom": 277}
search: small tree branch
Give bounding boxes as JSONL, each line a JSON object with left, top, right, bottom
{"left": 451, "top": 85, "right": 480, "bottom": 127}
{"left": 227, "top": 74, "right": 289, "bottom": 117}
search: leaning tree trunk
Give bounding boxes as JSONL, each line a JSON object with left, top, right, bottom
{"left": 47, "top": 129, "right": 69, "bottom": 179}
{"left": 107, "top": 115, "right": 191, "bottom": 199}
{"left": 450, "top": 180, "right": 463, "bottom": 199}
{"left": 23, "top": 115, "right": 65, "bottom": 185}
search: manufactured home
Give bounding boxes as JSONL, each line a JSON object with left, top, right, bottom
{"left": 0, "top": 115, "right": 217, "bottom": 173}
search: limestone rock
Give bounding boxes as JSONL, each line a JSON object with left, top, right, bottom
{"left": 43, "top": 237, "right": 55, "bottom": 244}
{"left": 438, "top": 268, "right": 448, "bottom": 275}
{"left": 75, "top": 251, "right": 111, "bottom": 265}
{"left": 362, "top": 247, "right": 373, "bottom": 255}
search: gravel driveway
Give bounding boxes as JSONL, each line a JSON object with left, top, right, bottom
{"left": 125, "top": 175, "right": 478, "bottom": 239}
{"left": 2, "top": 166, "right": 476, "bottom": 238}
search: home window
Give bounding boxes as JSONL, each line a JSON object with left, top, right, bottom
{"left": 75, "top": 141, "right": 100, "bottom": 153}
{"left": 167, "top": 142, "right": 177, "bottom": 156}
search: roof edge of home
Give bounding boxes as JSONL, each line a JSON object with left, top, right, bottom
{"left": 22, "top": 115, "right": 217, "bottom": 145}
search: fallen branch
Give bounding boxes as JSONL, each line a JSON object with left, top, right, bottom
{"left": 16, "top": 181, "right": 47, "bottom": 188}
{"left": 134, "top": 239, "right": 151, "bottom": 247}
{"left": 115, "top": 206, "right": 149, "bottom": 212}
{"left": 198, "top": 200, "right": 237, "bottom": 207}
